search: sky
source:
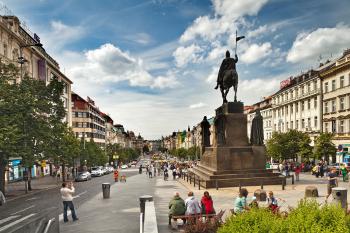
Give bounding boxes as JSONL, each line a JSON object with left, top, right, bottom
{"left": 3, "top": 0, "right": 350, "bottom": 139}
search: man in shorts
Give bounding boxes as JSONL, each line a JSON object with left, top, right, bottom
{"left": 326, "top": 169, "right": 338, "bottom": 200}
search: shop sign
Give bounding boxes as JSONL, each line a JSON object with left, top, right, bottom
{"left": 41, "top": 160, "right": 46, "bottom": 167}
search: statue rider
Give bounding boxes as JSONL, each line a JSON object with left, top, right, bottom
{"left": 214, "top": 50, "right": 238, "bottom": 90}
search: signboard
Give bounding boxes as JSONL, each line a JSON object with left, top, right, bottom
{"left": 41, "top": 160, "right": 46, "bottom": 168}
{"left": 280, "top": 77, "right": 293, "bottom": 89}
{"left": 34, "top": 33, "right": 41, "bottom": 43}
{"left": 38, "top": 59, "right": 46, "bottom": 81}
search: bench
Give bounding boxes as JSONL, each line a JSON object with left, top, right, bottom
{"left": 169, "top": 210, "right": 225, "bottom": 226}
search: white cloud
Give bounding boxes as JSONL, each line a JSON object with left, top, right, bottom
{"left": 179, "top": 0, "right": 269, "bottom": 43}
{"left": 287, "top": 24, "right": 350, "bottom": 63}
{"left": 42, "top": 21, "right": 85, "bottom": 50}
{"left": 241, "top": 42, "right": 272, "bottom": 64}
{"left": 173, "top": 44, "right": 203, "bottom": 67}
{"left": 68, "top": 43, "right": 178, "bottom": 88}
{"left": 247, "top": 25, "right": 268, "bottom": 38}
{"left": 125, "top": 32, "right": 153, "bottom": 45}
{"left": 189, "top": 102, "right": 207, "bottom": 109}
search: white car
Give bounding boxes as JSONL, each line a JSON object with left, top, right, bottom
{"left": 91, "top": 167, "right": 104, "bottom": 177}
{"left": 121, "top": 165, "right": 128, "bottom": 169}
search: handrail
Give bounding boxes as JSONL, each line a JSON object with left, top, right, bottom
{"left": 43, "top": 218, "right": 55, "bottom": 233}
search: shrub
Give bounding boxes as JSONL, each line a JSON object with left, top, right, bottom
{"left": 184, "top": 217, "right": 221, "bottom": 233}
{"left": 218, "top": 200, "right": 350, "bottom": 233}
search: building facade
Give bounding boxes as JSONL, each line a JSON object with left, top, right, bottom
{"left": 271, "top": 70, "right": 323, "bottom": 144}
{"left": 71, "top": 93, "right": 106, "bottom": 147}
{"left": 0, "top": 16, "right": 73, "bottom": 126}
{"left": 320, "top": 50, "right": 350, "bottom": 161}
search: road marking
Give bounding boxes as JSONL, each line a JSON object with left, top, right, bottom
{"left": 59, "top": 210, "right": 71, "bottom": 222}
{"left": 0, "top": 214, "right": 36, "bottom": 232}
{"left": 25, "top": 197, "right": 37, "bottom": 201}
{"left": 73, "top": 190, "right": 87, "bottom": 199}
{"left": 10, "top": 205, "right": 35, "bottom": 215}
{"left": 0, "top": 216, "right": 19, "bottom": 225}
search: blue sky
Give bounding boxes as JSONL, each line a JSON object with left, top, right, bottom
{"left": 4, "top": 0, "right": 350, "bottom": 139}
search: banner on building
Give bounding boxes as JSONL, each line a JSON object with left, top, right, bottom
{"left": 38, "top": 59, "right": 46, "bottom": 81}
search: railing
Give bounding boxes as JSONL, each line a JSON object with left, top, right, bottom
{"left": 182, "top": 172, "right": 290, "bottom": 191}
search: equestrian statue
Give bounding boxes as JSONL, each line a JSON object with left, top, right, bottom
{"left": 214, "top": 31, "right": 244, "bottom": 104}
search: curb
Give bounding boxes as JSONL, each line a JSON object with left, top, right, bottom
{"left": 6, "top": 185, "right": 60, "bottom": 202}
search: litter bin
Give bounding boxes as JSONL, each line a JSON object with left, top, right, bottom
{"left": 331, "top": 187, "right": 347, "bottom": 210}
{"left": 102, "top": 183, "right": 111, "bottom": 199}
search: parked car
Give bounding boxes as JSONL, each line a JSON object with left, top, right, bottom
{"left": 91, "top": 167, "right": 104, "bottom": 177}
{"left": 121, "top": 164, "right": 128, "bottom": 169}
{"left": 101, "top": 167, "right": 108, "bottom": 175}
{"left": 75, "top": 171, "right": 91, "bottom": 182}
{"left": 107, "top": 166, "right": 114, "bottom": 173}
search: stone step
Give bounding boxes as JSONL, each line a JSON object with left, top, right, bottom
{"left": 203, "top": 176, "right": 284, "bottom": 188}
{"left": 192, "top": 165, "right": 274, "bottom": 176}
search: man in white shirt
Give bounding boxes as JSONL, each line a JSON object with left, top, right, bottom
{"left": 60, "top": 182, "right": 78, "bottom": 222}
{"left": 185, "top": 191, "right": 201, "bottom": 215}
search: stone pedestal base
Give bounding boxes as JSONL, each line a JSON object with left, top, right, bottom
{"left": 191, "top": 102, "right": 285, "bottom": 188}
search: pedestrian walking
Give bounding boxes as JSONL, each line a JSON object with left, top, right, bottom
{"left": 201, "top": 191, "right": 215, "bottom": 215}
{"left": 294, "top": 165, "right": 301, "bottom": 181}
{"left": 114, "top": 170, "right": 119, "bottom": 182}
{"left": 172, "top": 168, "right": 177, "bottom": 180}
{"left": 0, "top": 190, "right": 6, "bottom": 206}
{"left": 341, "top": 164, "right": 348, "bottom": 182}
{"left": 149, "top": 165, "right": 153, "bottom": 178}
{"left": 139, "top": 165, "right": 142, "bottom": 174}
{"left": 60, "top": 182, "right": 78, "bottom": 222}
{"left": 326, "top": 169, "right": 338, "bottom": 200}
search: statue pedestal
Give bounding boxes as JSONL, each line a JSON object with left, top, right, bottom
{"left": 191, "top": 102, "right": 285, "bottom": 188}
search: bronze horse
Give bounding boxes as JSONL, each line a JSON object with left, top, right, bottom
{"left": 215, "top": 50, "right": 239, "bottom": 103}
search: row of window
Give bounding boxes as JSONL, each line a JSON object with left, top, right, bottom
{"left": 274, "top": 117, "right": 318, "bottom": 131}
{"left": 274, "top": 97, "right": 318, "bottom": 117}
{"left": 324, "top": 74, "right": 350, "bottom": 93}
{"left": 75, "top": 132, "right": 106, "bottom": 140}
{"left": 273, "top": 80, "right": 318, "bottom": 105}
{"left": 72, "top": 111, "right": 105, "bottom": 125}
{"left": 73, "top": 122, "right": 106, "bottom": 132}
{"left": 324, "top": 96, "right": 350, "bottom": 113}
{"left": 324, "top": 119, "right": 350, "bottom": 134}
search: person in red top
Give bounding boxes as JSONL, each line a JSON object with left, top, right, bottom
{"left": 114, "top": 170, "right": 119, "bottom": 182}
{"left": 201, "top": 191, "right": 215, "bottom": 216}
{"left": 294, "top": 165, "right": 301, "bottom": 181}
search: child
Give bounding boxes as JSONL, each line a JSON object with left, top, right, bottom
{"left": 266, "top": 191, "right": 278, "bottom": 212}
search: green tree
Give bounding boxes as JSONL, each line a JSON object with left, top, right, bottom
{"left": 314, "top": 133, "right": 336, "bottom": 162}
{"left": 266, "top": 130, "right": 312, "bottom": 161}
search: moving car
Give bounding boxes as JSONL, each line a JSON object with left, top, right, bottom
{"left": 121, "top": 164, "right": 128, "bottom": 169}
{"left": 75, "top": 171, "right": 91, "bottom": 182}
{"left": 91, "top": 167, "right": 104, "bottom": 177}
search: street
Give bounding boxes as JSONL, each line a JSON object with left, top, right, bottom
{"left": 0, "top": 169, "right": 139, "bottom": 232}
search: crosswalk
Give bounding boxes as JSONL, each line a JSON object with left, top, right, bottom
{"left": 0, "top": 213, "right": 37, "bottom": 232}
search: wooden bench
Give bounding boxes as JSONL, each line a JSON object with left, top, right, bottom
{"left": 169, "top": 210, "right": 225, "bottom": 226}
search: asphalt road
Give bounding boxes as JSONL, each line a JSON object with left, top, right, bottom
{"left": 0, "top": 168, "right": 139, "bottom": 231}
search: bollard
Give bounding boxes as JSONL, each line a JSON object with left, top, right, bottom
{"left": 331, "top": 187, "right": 347, "bottom": 211}
{"left": 194, "top": 176, "right": 196, "bottom": 187}
{"left": 282, "top": 179, "right": 285, "bottom": 190}
{"left": 198, "top": 180, "right": 201, "bottom": 190}
{"left": 190, "top": 175, "right": 192, "bottom": 184}
{"left": 260, "top": 182, "right": 264, "bottom": 190}
{"left": 216, "top": 180, "right": 218, "bottom": 190}
{"left": 102, "top": 183, "right": 111, "bottom": 199}
{"left": 239, "top": 181, "right": 241, "bottom": 191}
{"left": 291, "top": 175, "right": 294, "bottom": 185}
{"left": 139, "top": 195, "right": 153, "bottom": 223}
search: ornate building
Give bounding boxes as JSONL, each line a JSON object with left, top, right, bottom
{"left": 320, "top": 49, "right": 350, "bottom": 161}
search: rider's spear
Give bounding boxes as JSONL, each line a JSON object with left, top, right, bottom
{"left": 235, "top": 30, "right": 245, "bottom": 55}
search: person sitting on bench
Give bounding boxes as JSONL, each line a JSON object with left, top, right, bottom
{"left": 168, "top": 192, "right": 186, "bottom": 225}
